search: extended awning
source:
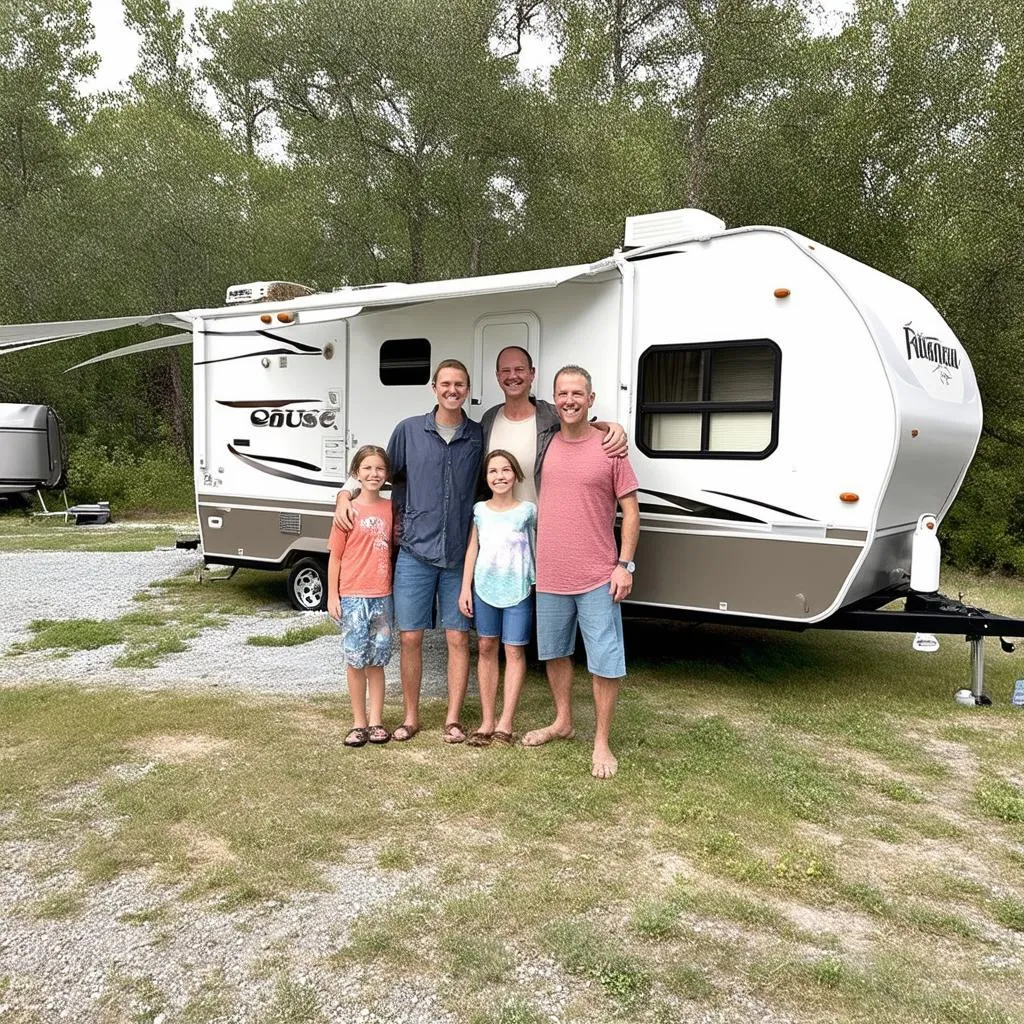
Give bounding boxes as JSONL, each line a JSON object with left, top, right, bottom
{"left": 0, "top": 312, "right": 193, "bottom": 358}
{"left": 0, "top": 254, "right": 622, "bottom": 363}
{"left": 66, "top": 332, "right": 193, "bottom": 371}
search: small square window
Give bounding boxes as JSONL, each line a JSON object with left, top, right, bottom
{"left": 379, "top": 338, "right": 431, "bottom": 386}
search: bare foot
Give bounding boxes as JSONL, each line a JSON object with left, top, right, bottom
{"left": 591, "top": 755, "right": 618, "bottom": 779}
{"left": 521, "top": 725, "right": 575, "bottom": 747}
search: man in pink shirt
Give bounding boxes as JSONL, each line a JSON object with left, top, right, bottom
{"left": 523, "top": 366, "right": 640, "bottom": 779}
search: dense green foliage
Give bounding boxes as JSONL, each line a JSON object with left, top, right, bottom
{"left": 0, "top": 0, "right": 1021, "bottom": 565}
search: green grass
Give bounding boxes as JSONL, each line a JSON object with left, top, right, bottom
{"left": 31, "top": 888, "right": 85, "bottom": 919}
{"left": 247, "top": 621, "right": 336, "bottom": 647}
{"left": 4, "top": 564, "right": 303, "bottom": 666}
{"left": 9, "top": 618, "right": 126, "bottom": 654}
{"left": 975, "top": 776, "right": 1024, "bottom": 823}
{"left": 4, "top": 568, "right": 1024, "bottom": 1022}
{"left": 542, "top": 919, "right": 652, "bottom": 1005}
{"left": 0, "top": 511, "right": 195, "bottom": 552}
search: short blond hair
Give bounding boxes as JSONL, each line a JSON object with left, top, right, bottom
{"left": 554, "top": 364, "right": 592, "bottom": 393}
{"left": 432, "top": 358, "right": 470, "bottom": 388}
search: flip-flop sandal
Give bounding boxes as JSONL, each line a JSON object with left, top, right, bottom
{"left": 344, "top": 727, "right": 369, "bottom": 748}
{"left": 443, "top": 721, "right": 466, "bottom": 744}
{"left": 467, "top": 730, "right": 493, "bottom": 747}
{"left": 491, "top": 730, "right": 514, "bottom": 746}
{"left": 367, "top": 725, "right": 391, "bottom": 744}
{"left": 392, "top": 723, "right": 419, "bottom": 742}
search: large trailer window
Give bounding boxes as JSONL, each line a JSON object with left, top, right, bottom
{"left": 379, "top": 338, "right": 431, "bottom": 386}
{"left": 637, "top": 340, "right": 780, "bottom": 458}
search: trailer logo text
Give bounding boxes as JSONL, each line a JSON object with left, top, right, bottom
{"left": 904, "top": 323, "right": 959, "bottom": 385}
{"left": 250, "top": 408, "right": 337, "bottom": 429}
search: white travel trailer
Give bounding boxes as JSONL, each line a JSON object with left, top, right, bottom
{"left": 179, "top": 208, "right": 982, "bottom": 625}
{"left": 5, "top": 208, "right": 1019, "bottom": 696}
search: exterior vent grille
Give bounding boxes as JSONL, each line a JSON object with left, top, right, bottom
{"left": 279, "top": 512, "right": 301, "bottom": 535}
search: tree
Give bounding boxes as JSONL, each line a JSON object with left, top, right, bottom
{"left": 202, "top": 0, "right": 533, "bottom": 282}
{"left": 123, "top": 0, "right": 197, "bottom": 103}
{"left": 196, "top": 0, "right": 276, "bottom": 158}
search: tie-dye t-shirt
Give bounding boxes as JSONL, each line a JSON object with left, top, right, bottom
{"left": 472, "top": 500, "right": 537, "bottom": 609}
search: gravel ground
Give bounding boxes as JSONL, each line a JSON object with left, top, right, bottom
{"left": 0, "top": 548, "right": 470, "bottom": 1024}
{"left": 0, "top": 548, "right": 788, "bottom": 1024}
{"left": 0, "top": 549, "right": 452, "bottom": 696}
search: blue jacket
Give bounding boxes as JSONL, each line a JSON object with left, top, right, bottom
{"left": 388, "top": 410, "right": 484, "bottom": 569}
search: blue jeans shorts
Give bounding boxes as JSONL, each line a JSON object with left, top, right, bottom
{"left": 473, "top": 590, "right": 533, "bottom": 646}
{"left": 536, "top": 584, "right": 626, "bottom": 679}
{"left": 339, "top": 596, "right": 394, "bottom": 668}
{"left": 393, "top": 549, "right": 471, "bottom": 632}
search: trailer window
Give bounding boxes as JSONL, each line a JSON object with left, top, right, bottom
{"left": 637, "top": 340, "right": 780, "bottom": 458}
{"left": 379, "top": 338, "right": 431, "bottom": 386}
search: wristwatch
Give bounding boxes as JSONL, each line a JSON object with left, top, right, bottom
{"left": 617, "top": 560, "right": 635, "bottom": 574}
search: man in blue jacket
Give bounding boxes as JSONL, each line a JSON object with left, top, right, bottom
{"left": 335, "top": 359, "right": 483, "bottom": 744}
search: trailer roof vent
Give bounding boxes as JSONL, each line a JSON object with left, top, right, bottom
{"left": 225, "top": 281, "right": 315, "bottom": 305}
{"left": 624, "top": 209, "right": 726, "bottom": 250}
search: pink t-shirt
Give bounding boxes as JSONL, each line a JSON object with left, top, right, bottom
{"left": 327, "top": 500, "right": 393, "bottom": 597}
{"left": 536, "top": 431, "right": 639, "bottom": 595}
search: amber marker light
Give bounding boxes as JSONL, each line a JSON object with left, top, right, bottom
{"left": 839, "top": 492, "right": 859, "bottom": 503}
{"left": 774, "top": 287, "right": 791, "bottom": 298}
{"left": 911, "top": 428, "right": 919, "bottom": 437}
{"left": 277, "top": 311, "right": 294, "bottom": 323}
{"left": 926, "top": 519, "right": 935, "bottom": 529}
{"left": 260, "top": 314, "right": 272, "bottom": 324}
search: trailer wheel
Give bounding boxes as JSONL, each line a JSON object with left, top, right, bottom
{"left": 287, "top": 557, "right": 327, "bottom": 611}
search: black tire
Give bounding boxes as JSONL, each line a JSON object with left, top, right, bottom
{"left": 287, "top": 557, "right": 328, "bottom": 611}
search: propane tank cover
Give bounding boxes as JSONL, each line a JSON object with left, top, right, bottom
{"left": 910, "top": 514, "right": 941, "bottom": 593}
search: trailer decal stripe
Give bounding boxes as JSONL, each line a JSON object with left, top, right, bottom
{"left": 216, "top": 399, "right": 318, "bottom": 408}
{"left": 637, "top": 489, "right": 763, "bottom": 523}
{"left": 227, "top": 445, "right": 339, "bottom": 487}
{"left": 195, "top": 348, "right": 318, "bottom": 366}
{"left": 703, "top": 489, "right": 814, "bottom": 520}
{"left": 200, "top": 328, "right": 321, "bottom": 350}
{"left": 234, "top": 451, "right": 322, "bottom": 472}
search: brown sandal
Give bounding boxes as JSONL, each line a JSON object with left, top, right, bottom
{"left": 367, "top": 725, "right": 391, "bottom": 744}
{"left": 392, "top": 723, "right": 419, "bottom": 742}
{"left": 467, "top": 730, "right": 493, "bottom": 747}
{"left": 491, "top": 730, "right": 514, "bottom": 746}
{"left": 344, "top": 727, "right": 369, "bottom": 748}
{"left": 443, "top": 722, "right": 466, "bottom": 744}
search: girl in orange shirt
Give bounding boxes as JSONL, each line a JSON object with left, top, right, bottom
{"left": 327, "top": 445, "right": 395, "bottom": 747}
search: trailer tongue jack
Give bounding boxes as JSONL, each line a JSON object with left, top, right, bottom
{"left": 817, "top": 587, "right": 1024, "bottom": 706}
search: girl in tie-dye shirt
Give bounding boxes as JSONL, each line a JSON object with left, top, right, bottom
{"left": 459, "top": 450, "right": 536, "bottom": 747}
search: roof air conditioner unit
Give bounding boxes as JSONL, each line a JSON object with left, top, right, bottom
{"left": 624, "top": 209, "right": 726, "bottom": 250}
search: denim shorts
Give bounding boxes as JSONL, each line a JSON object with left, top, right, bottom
{"left": 393, "top": 549, "right": 472, "bottom": 632}
{"left": 473, "top": 591, "right": 533, "bottom": 646}
{"left": 339, "top": 596, "right": 394, "bottom": 668}
{"left": 536, "top": 584, "right": 626, "bottom": 679}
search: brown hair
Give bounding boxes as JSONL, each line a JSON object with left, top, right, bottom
{"left": 432, "top": 358, "right": 471, "bottom": 388}
{"left": 348, "top": 444, "right": 390, "bottom": 478}
{"left": 484, "top": 448, "right": 525, "bottom": 483}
